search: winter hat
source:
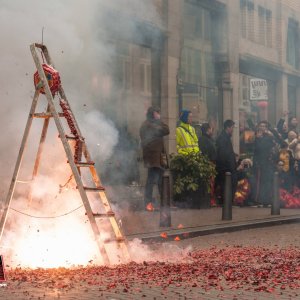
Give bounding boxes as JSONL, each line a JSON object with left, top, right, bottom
{"left": 179, "top": 110, "right": 191, "bottom": 124}
{"left": 146, "top": 106, "right": 160, "bottom": 120}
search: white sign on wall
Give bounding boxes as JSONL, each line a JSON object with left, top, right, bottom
{"left": 250, "top": 78, "right": 268, "bottom": 100}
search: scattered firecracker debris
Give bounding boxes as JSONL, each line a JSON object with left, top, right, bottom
{"left": 4, "top": 246, "right": 300, "bottom": 295}
{"left": 280, "top": 187, "right": 300, "bottom": 208}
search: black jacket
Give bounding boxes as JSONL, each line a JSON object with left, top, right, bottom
{"left": 139, "top": 119, "right": 169, "bottom": 168}
{"left": 216, "top": 130, "right": 236, "bottom": 174}
{"left": 198, "top": 134, "right": 216, "bottom": 162}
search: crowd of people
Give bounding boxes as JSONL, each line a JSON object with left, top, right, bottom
{"left": 139, "top": 106, "right": 300, "bottom": 210}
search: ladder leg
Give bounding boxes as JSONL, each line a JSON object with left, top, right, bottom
{"left": 0, "top": 91, "right": 40, "bottom": 242}
{"left": 28, "top": 105, "right": 51, "bottom": 206}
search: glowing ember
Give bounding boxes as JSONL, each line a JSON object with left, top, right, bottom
{"left": 160, "top": 232, "right": 167, "bottom": 239}
{"left": 146, "top": 203, "right": 155, "bottom": 211}
{"left": 174, "top": 236, "right": 180, "bottom": 241}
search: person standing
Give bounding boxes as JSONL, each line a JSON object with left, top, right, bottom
{"left": 253, "top": 121, "right": 278, "bottom": 207}
{"left": 140, "top": 106, "right": 169, "bottom": 210}
{"left": 176, "top": 110, "right": 199, "bottom": 155}
{"left": 198, "top": 123, "right": 216, "bottom": 162}
{"left": 215, "top": 119, "right": 237, "bottom": 205}
{"left": 198, "top": 122, "right": 217, "bottom": 207}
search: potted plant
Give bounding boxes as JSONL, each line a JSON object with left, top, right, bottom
{"left": 170, "top": 152, "right": 216, "bottom": 208}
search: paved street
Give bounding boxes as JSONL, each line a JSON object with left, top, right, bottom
{"left": 0, "top": 223, "right": 299, "bottom": 300}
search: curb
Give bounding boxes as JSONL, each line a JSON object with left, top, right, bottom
{"left": 126, "top": 214, "right": 300, "bottom": 243}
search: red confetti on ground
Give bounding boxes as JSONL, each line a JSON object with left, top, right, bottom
{"left": 5, "top": 246, "right": 300, "bottom": 293}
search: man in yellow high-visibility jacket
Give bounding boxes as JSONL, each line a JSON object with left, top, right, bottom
{"left": 176, "top": 110, "right": 199, "bottom": 154}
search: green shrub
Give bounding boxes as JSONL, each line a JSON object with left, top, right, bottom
{"left": 170, "top": 152, "right": 216, "bottom": 195}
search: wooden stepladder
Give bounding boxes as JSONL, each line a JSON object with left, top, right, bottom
{"left": 0, "top": 43, "right": 130, "bottom": 265}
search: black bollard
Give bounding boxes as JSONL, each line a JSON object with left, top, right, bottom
{"left": 222, "top": 172, "right": 232, "bottom": 220}
{"left": 159, "top": 169, "right": 171, "bottom": 227}
{"left": 271, "top": 171, "right": 280, "bottom": 215}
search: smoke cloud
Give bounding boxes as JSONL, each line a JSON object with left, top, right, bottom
{"left": 0, "top": 0, "right": 169, "bottom": 267}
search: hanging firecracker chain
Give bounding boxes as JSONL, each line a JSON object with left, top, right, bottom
{"left": 33, "top": 64, "right": 83, "bottom": 163}
{"left": 34, "top": 64, "right": 61, "bottom": 95}
{"left": 59, "top": 99, "right": 84, "bottom": 163}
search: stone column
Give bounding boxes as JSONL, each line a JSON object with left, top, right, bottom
{"left": 222, "top": 0, "right": 240, "bottom": 153}
{"left": 276, "top": 73, "right": 288, "bottom": 120}
{"left": 160, "top": 0, "right": 183, "bottom": 154}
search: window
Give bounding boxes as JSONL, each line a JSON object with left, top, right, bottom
{"left": 287, "top": 19, "right": 299, "bottom": 69}
{"left": 139, "top": 46, "right": 151, "bottom": 95}
{"left": 184, "top": 3, "right": 211, "bottom": 41}
{"left": 258, "top": 6, "right": 272, "bottom": 47}
{"left": 181, "top": 47, "right": 215, "bottom": 86}
{"left": 182, "top": 48, "right": 201, "bottom": 84}
{"left": 115, "top": 42, "right": 132, "bottom": 91}
{"left": 240, "top": 0, "right": 254, "bottom": 41}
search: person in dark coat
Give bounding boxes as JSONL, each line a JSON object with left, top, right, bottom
{"left": 253, "top": 121, "right": 278, "bottom": 207}
{"left": 140, "top": 106, "right": 169, "bottom": 210}
{"left": 276, "top": 111, "right": 289, "bottom": 140}
{"left": 215, "top": 119, "right": 237, "bottom": 205}
{"left": 198, "top": 122, "right": 217, "bottom": 207}
{"left": 198, "top": 123, "right": 216, "bottom": 162}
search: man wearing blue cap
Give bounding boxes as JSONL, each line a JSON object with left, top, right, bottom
{"left": 176, "top": 110, "right": 199, "bottom": 155}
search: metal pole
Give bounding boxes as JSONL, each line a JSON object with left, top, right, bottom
{"left": 271, "top": 171, "right": 280, "bottom": 215}
{"left": 222, "top": 172, "right": 232, "bottom": 220}
{"left": 159, "top": 169, "right": 171, "bottom": 227}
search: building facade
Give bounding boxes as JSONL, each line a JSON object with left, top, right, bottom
{"left": 96, "top": 0, "right": 300, "bottom": 184}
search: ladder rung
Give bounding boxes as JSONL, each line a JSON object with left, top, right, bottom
{"left": 104, "top": 237, "right": 125, "bottom": 243}
{"left": 79, "top": 186, "right": 105, "bottom": 191}
{"left": 76, "top": 161, "right": 95, "bottom": 167}
{"left": 64, "top": 135, "right": 77, "bottom": 140}
{"left": 33, "top": 112, "right": 64, "bottom": 118}
{"left": 16, "top": 180, "right": 32, "bottom": 184}
{"left": 87, "top": 211, "right": 115, "bottom": 218}
{"left": 63, "top": 135, "right": 85, "bottom": 141}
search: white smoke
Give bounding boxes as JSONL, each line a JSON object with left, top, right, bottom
{"left": 0, "top": 0, "right": 166, "bottom": 268}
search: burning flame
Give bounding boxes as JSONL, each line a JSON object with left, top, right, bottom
{"left": 1, "top": 178, "right": 105, "bottom": 268}
{"left": 174, "top": 236, "right": 181, "bottom": 241}
{"left": 5, "top": 213, "right": 103, "bottom": 268}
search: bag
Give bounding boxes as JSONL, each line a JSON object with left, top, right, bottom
{"left": 160, "top": 152, "right": 169, "bottom": 169}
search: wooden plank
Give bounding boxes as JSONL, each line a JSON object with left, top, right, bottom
{"left": 32, "top": 112, "right": 64, "bottom": 118}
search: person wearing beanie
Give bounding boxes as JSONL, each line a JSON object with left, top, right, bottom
{"left": 140, "top": 106, "right": 170, "bottom": 210}
{"left": 176, "top": 110, "right": 199, "bottom": 155}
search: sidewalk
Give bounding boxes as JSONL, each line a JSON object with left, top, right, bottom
{"left": 120, "top": 207, "right": 300, "bottom": 242}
